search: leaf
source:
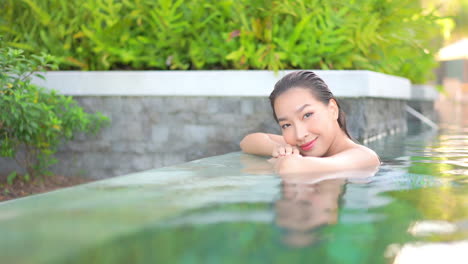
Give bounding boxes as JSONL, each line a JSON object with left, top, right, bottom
{"left": 23, "top": 173, "right": 30, "bottom": 182}
{"left": 7, "top": 171, "right": 17, "bottom": 185}
{"left": 287, "top": 13, "right": 314, "bottom": 50}
{"left": 34, "top": 73, "right": 45, "bottom": 80}
{"left": 22, "top": 0, "right": 51, "bottom": 26}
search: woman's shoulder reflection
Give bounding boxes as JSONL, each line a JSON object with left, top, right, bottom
{"left": 275, "top": 169, "right": 376, "bottom": 248}
{"left": 240, "top": 153, "right": 376, "bottom": 248}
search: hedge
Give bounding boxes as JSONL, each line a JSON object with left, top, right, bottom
{"left": 1, "top": 0, "right": 444, "bottom": 83}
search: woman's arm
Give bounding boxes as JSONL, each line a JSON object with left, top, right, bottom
{"left": 274, "top": 147, "right": 380, "bottom": 175}
{"left": 240, "top": 133, "right": 287, "bottom": 156}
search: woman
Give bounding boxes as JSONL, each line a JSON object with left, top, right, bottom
{"left": 240, "top": 70, "right": 380, "bottom": 174}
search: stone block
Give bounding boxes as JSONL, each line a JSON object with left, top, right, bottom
{"left": 130, "top": 155, "right": 153, "bottom": 172}
{"left": 183, "top": 124, "right": 216, "bottom": 143}
{"left": 63, "top": 140, "right": 111, "bottom": 152}
{"left": 240, "top": 99, "right": 255, "bottom": 115}
{"left": 0, "top": 157, "right": 24, "bottom": 175}
{"left": 101, "top": 116, "right": 147, "bottom": 141}
{"left": 151, "top": 125, "right": 170, "bottom": 145}
{"left": 161, "top": 153, "right": 187, "bottom": 167}
{"left": 109, "top": 141, "right": 147, "bottom": 154}
{"left": 218, "top": 98, "right": 242, "bottom": 114}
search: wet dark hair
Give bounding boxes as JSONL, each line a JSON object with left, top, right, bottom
{"left": 269, "top": 70, "right": 353, "bottom": 139}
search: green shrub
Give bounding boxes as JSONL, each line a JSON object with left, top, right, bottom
{"left": 0, "top": 46, "right": 109, "bottom": 179}
{"left": 0, "top": 0, "right": 444, "bottom": 83}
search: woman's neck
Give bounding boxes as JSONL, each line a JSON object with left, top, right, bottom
{"left": 323, "top": 129, "right": 355, "bottom": 157}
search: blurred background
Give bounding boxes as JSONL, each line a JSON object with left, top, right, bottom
{"left": 421, "top": 0, "right": 468, "bottom": 102}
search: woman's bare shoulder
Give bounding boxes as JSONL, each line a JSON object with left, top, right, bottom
{"left": 335, "top": 143, "right": 380, "bottom": 168}
{"left": 354, "top": 144, "right": 378, "bottom": 155}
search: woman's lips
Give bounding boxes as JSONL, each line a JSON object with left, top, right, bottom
{"left": 300, "top": 137, "right": 318, "bottom": 151}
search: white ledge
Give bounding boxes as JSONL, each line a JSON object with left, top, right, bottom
{"left": 411, "top": 85, "right": 439, "bottom": 101}
{"left": 31, "top": 70, "right": 413, "bottom": 99}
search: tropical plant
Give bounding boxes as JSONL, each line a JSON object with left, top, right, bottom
{"left": 0, "top": 46, "right": 109, "bottom": 180}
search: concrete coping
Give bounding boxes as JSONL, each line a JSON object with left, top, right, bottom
{"left": 411, "top": 84, "right": 440, "bottom": 101}
{"left": 31, "top": 70, "right": 435, "bottom": 100}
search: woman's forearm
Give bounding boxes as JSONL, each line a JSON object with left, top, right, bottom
{"left": 275, "top": 149, "right": 380, "bottom": 175}
{"left": 240, "top": 133, "right": 280, "bottom": 156}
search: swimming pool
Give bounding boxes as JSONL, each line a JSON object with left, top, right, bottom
{"left": 0, "top": 104, "right": 466, "bottom": 264}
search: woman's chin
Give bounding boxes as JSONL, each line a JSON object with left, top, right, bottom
{"left": 300, "top": 150, "right": 315, "bottom": 157}
{"left": 300, "top": 148, "right": 324, "bottom": 157}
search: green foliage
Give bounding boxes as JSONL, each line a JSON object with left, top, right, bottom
{"left": 6, "top": 171, "right": 17, "bottom": 185}
{"left": 0, "top": 0, "right": 444, "bottom": 83}
{"left": 0, "top": 46, "right": 109, "bottom": 178}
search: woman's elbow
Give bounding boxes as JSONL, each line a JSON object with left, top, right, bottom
{"left": 239, "top": 136, "right": 247, "bottom": 152}
{"left": 239, "top": 133, "right": 260, "bottom": 153}
{"left": 239, "top": 134, "right": 252, "bottom": 152}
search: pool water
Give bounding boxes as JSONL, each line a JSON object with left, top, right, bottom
{"left": 0, "top": 103, "right": 467, "bottom": 264}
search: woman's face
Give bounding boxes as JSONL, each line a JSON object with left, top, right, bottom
{"left": 274, "top": 87, "right": 339, "bottom": 157}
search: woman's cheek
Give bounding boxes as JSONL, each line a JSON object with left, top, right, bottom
{"left": 283, "top": 130, "right": 296, "bottom": 146}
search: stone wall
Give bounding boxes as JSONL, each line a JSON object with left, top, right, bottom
{"left": 340, "top": 98, "right": 408, "bottom": 142}
{"left": 0, "top": 71, "right": 439, "bottom": 179}
{"left": 0, "top": 96, "right": 411, "bottom": 179}
{"left": 54, "top": 96, "right": 279, "bottom": 178}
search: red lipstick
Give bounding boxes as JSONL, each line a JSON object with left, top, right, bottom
{"left": 300, "top": 137, "right": 318, "bottom": 151}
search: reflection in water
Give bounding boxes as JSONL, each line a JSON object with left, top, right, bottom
{"left": 275, "top": 178, "right": 345, "bottom": 247}
{"left": 239, "top": 150, "right": 379, "bottom": 248}
{"left": 274, "top": 169, "right": 377, "bottom": 248}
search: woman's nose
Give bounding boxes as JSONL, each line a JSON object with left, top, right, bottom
{"left": 295, "top": 123, "right": 309, "bottom": 140}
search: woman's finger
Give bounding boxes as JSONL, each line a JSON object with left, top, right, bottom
{"left": 292, "top": 148, "right": 300, "bottom": 155}
{"left": 272, "top": 149, "right": 278, "bottom": 157}
{"left": 285, "top": 145, "right": 292, "bottom": 155}
{"left": 279, "top": 147, "right": 286, "bottom": 156}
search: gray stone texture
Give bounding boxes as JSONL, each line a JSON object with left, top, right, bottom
{"left": 340, "top": 98, "right": 408, "bottom": 141}
{"left": 0, "top": 96, "right": 429, "bottom": 179}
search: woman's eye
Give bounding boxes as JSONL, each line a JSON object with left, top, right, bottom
{"left": 281, "top": 124, "right": 290, "bottom": 129}
{"left": 304, "top": 112, "right": 313, "bottom": 119}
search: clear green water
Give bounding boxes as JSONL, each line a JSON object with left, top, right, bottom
{"left": 0, "top": 106, "right": 467, "bottom": 264}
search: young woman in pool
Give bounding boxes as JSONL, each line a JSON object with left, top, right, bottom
{"left": 240, "top": 70, "right": 380, "bottom": 175}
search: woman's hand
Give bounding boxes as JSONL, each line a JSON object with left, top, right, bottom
{"left": 269, "top": 144, "right": 302, "bottom": 175}
{"left": 268, "top": 152, "right": 303, "bottom": 175}
{"left": 272, "top": 144, "right": 301, "bottom": 158}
